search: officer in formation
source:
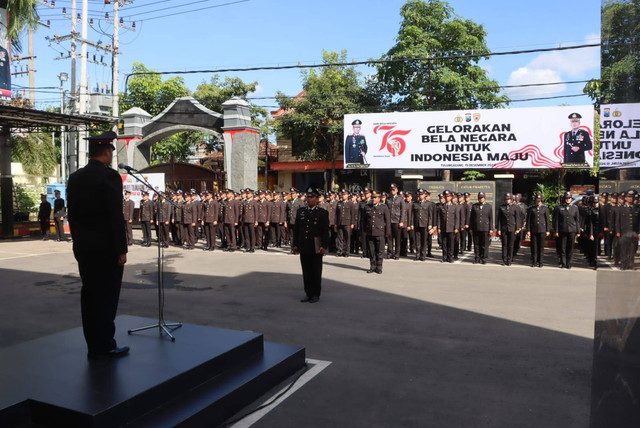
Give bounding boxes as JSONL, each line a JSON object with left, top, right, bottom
{"left": 496, "top": 193, "right": 521, "bottom": 266}
{"left": 139, "top": 191, "right": 154, "bottom": 247}
{"left": 292, "top": 188, "right": 329, "bottom": 303}
{"left": 553, "top": 191, "right": 580, "bottom": 269}
{"left": 364, "top": 191, "right": 391, "bottom": 273}
{"left": 525, "top": 193, "right": 550, "bottom": 268}
{"left": 53, "top": 189, "right": 67, "bottom": 241}
{"left": 614, "top": 190, "right": 640, "bottom": 270}
{"left": 469, "top": 192, "right": 493, "bottom": 264}
{"left": 123, "top": 190, "right": 135, "bottom": 246}
{"left": 37, "top": 193, "right": 52, "bottom": 239}
{"left": 412, "top": 189, "right": 436, "bottom": 261}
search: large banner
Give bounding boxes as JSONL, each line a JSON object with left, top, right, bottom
{"left": 344, "top": 105, "right": 594, "bottom": 170}
{"left": 121, "top": 173, "right": 165, "bottom": 208}
{"left": 599, "top": 103, "right": 640, "bottom": 168}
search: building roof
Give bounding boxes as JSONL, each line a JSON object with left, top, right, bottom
{"left": 270, "top": 91, "right": 306, "bottom": 119}
{"left": 0, "top": 105, "right": 114, "bottom": 129}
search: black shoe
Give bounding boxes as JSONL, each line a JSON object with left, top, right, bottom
{"left": 366, "top": 269, "right": 375, "bottom": 273}
{"left": 427, "top": 253, "right": 434, "bottom": 258}
{"left": 309, "top": 296, "right": 320, "bottom": 303}
{"left": 300, "top": 296, "right": 311, "bottom": 302}
{"left": 88, "top": 346, "right": 130, "bottom": 360}
{"left": 419, "top": 257, "right": 425, "bottom": 261}
{"left": 531, "top": 263, "right": 536, "bottom": 267}
{"left": 203, "top": 247, "right": 210, "bottom": 251}
{"left": 393, "top": 256, "right": 399, "bottom": 260}
{"left": 566, "top": 264, "right": 572, "bottom": 269}
{"left": 480, "top": 259, "right": 486, "bottom": 265}
{"left": 375, "top": 269, "right": 382, "bottom": 274}
{"left": 474, "top": 259, "right": 479, "bottom": 264}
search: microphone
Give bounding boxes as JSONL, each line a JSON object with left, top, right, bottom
{"left": 118, "top": 163, "right": 138, "bottom": 173}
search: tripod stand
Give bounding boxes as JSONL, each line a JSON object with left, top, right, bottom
{"left": 125, "top": 171, "right": 182, "bottom": 341}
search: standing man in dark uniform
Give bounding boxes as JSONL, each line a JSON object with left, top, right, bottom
{"left": 37, "top": 193, "right": 51, "bottom": 239}
{"left": 139, "top": 191, "right": 153, "bottom": 247}
{"left": 243, "top": 189, "right": 258, "bottom": 252}
{"left": 287, "top": 188, "right": 306, "bottom": 254}
{"left": 53, "top": 189, "right": 66, "bottom": 241}
{"left": 553, "top": 191, "right": 580, "bottom": 269}
{"left": 469, "top": 192, "right": 493, "bottom": 264}
{"left": 123, "top": 190, "right": 135, "bottom": 246}
{"left": 171, "top": 190, "right": 184, "bottom": 246}
{"left": 496, "top": 193, "right": 521, "bottom": 266}
{"left": 459, "top": 192, "right": 472, "bottom": 253}
{"left": 345, "top": 119, "right": 368, "bottom": 164}
{"left": 335, "top": 189, "right": 355, "bottom": 257}
{"left": 365, "top": 191, "right": 391, "bottom": 274}
{"left": 67, "top": 131, "right": 129, "bottom": 359}
{"left": 269, "top": 190, "right": 286, "bottom": 247}
{"left": 293, "top": 188, "right": 329, "bottom": 303}
{"left": 183, "top": 192, "right": 198, "bottom": 250}
{"left": 223, "top": 189, "right": 239, "bottom": 252}
{"left": 563, "top": 112, "right": 592, "bottom": 164}
{"left": 437, "top": 190, "right": 459, "bottom": 263}
{"left": 387, "top": 184, "right": 405, "bottom": 260}
{"left": 256, "top": 190, "right": 272, "bottom": 250}
{"left": 526, "top": 194, "right": 550, "bottom": 268}
{"left": 159, "top": 192, "right": 172, "bottom": 248}
{"left": 203, "top": 191, "right": 219, "bottom": 251}
{"left": 615, "top": 190, "right": 640, "bottom": 271}
{"left": 513, "top": 194, "right": 527, "bottom": 256}
{"left": 413, "top": 189, "right": 435, "bottom": 261}
{"left": 584, "top": 196, "right": 600, "bottom": 270}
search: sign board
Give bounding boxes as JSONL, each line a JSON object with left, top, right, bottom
{"left": 599, "top": 103, "right": 640, "bottom": 168}
{"left": 598, "top": 180, "right": 617, "bottom": 195}
{"left": 121, "top": 173, "right": 165, "bottom": 208}
{"left": 344, "top": 105, "right": 594, "bottom": 170}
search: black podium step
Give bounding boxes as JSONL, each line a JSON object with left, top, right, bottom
{"left": 0, "top": 315, "right": 305, "bottom": 428}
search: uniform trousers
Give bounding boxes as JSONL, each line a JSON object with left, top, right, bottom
{"left": 204, "top": 222, "right": 216, "bottom": 249}
{"left": 513, "top": 230, "right": 523, "bottom": 255}
{"left": 243, "top": 223, "right": 255, "bottom": 250}
{"left": 54, "top": 217, "right": 65, "bottom": 240}
{"left": 415, "top": 227, "right": 429, "bottom": 258}
{"left": 459, "top": 229, "right": 470, "bottom": 252}
{"left": 472, "top": 231, "right": 490, "bottom": 261}
{"left": 612, "top": 235, "right": 620, "bottom": 264}
{"left": 300, "top": 253, "right": 323, "bottom": 298}
{"left": 336, "top": 225, "right": 351, "bottom": 256}
{"left": 182, "top": 224, "right": 195, "bottom": 248}
{"left": 367, "top": 235, "right": 385, "bottom": 271}
{"left": 360, "top": 229, "right": 369, "bottom": 257}
{"left": 390, "top": 223, "right": 402, "bottom": 257}
{"left": 619, "top": 232, "right": 639, "bottom": 270}
{"left": 585, "top": 236, "right": 598, "bottom": 266}
{"left": 465, "top": 228, "right": 472, "bottom": 251}
{"left": 441, "top": 231, "right": 455, "bottom": 262}
{"left": 224, "top": 223, "right": 237, "bottom": 250}
{"left": 453, "top": 232, "right": 461, "bottom": 258}
{"left": 269, "top": 223, "right": 282, "bottom": 246}
{"left": 237, "top": 222, "right": 245, "bottom": 249}
{"left": 604, "top": 231, "right": 613, "bottom": 257}
{"left": 500, "top": 230, "right": 515, "bottom": 264}
{"left": 173, "top": 221, "right": 182, "bottom": 244}
{"left": 141, "top": 221, "right": 152, "bottom": 245}
{"left": 257, "top": 223, "right": 269, "bottom": 249}
{"left": 160, "top": 223, "right": 170, "bottom": 246}
{"left": 558, "top": 232, "right": 576, "bottom": 267}
{"left": 126, "top": 222, "right": 133, "bottom": 245}
{"left": 530, "top": 232, "right": 545, "bottom": 265}
{"left": 77, "top": 252, "right": 123, "bottom": 354}
{"left": 40, "top": 219, "right": 49, "bottom": 236}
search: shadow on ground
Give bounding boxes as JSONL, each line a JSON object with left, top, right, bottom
{"left": 0, "top": 261, "right": 592, "bottom": 428}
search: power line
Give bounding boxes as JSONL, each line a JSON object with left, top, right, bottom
{"left": 123, "top": 42, "right": 602, "bottom": 92}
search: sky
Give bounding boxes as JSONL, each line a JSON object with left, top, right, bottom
{"left": 13, "top": 0, "right": 601, "bottom": 114}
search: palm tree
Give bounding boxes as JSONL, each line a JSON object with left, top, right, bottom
{"left": 5, "top": 0, "right": 39, "bottom": 52}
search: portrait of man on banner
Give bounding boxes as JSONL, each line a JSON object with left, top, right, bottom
{"left": 562, "top": 112, "right": 592, "bottom": 166}
{"left": 344, "top": 119, "right": 368, "bottom": 165}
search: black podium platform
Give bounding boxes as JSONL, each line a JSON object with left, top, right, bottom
{"left": 0, "top": 315, "right": 305, "bottom": 427}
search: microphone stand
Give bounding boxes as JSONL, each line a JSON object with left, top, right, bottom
{"left": 125, "top": 169, "right": 182, "bottom": 342}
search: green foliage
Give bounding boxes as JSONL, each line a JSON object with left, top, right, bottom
{"left": 372, "top": 0, "right": 509, "bottom": 111}
{"left": 121, "top": 62, "right": 191, "bottom": 116}
{"left": 13, "top": 184, "right": 40, "bottom": 215}
{"left": 151, "top": 131, "right": 202, "bottom": 163}
{"left": 193, "top": 75, "right": 271, "bottom": 139}
{"left": 11, "top": 133, "right": 59, "bottom": 176}
{"left": 460, "top": 170, "right": 485, "bottom": 181}
{"left": 534, "top": 182, "right": 563, "bottom": 215}
{"left": 599, "top": 0, "right": 640, "bottom": 104}
{"left": 6, "top": 0, "right": 39, "bottom": 53}
{"left": 276, "top": 49, "right": 376, "bottom": 162}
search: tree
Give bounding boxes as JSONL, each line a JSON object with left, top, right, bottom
{"left": 599, "top": 0, "right": 640, "bottom": 104}
{"left": 372, "top": 0, "right": 509, "bottom": 113}
{"left": 275, "top": 50, "right": 377, "bottom": 189}
{"left": 120, "top": 62, "right": 190, "bottom": 117}
{"left": 151, "top": 131, "right": 202, "bottom": 164}
{"left": 11, "top": 132, "right": 58, "bottom": 176}
{"left": 5, "top": 0, "right": 39, "bottom": 53}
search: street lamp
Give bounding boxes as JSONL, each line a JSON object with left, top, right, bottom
{"left": 58, "top": 72, "right": 68, "bottom": 183}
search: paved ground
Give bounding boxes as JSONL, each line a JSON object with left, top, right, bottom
{"left": 0, "top": 233, "right": 604, "bottom": 427}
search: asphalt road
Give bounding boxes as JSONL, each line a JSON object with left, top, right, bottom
{"left": 0, "top": 233, "right": 601, "bottom": 427}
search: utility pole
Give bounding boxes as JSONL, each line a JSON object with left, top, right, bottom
{"left": 77, "top": 0, "right": 89, "bottom": 167}
{"left": 68, "top": 0, "right": 78, "bottom": 173}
